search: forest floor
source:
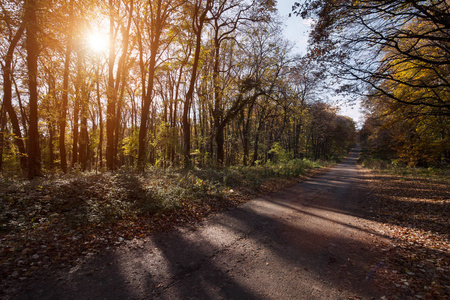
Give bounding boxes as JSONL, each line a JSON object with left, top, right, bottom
{"left": 0, "top": 160, "right": 329, "bottom": 293}
{"left": 0, "top": 154, "right": 449, "bottom": 299}
{"left": 361, "top": 166, "right": 450, "bottom": 298}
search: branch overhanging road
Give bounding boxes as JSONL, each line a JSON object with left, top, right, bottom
{"left": 15, "top": 148, "right": 390, "bottom": 299}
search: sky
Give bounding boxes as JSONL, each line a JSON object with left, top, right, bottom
{"left": 276, "top": 2, "right": 364, "bottom": 126}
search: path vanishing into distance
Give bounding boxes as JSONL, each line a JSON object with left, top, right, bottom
{"left": 12, "top": 149, "right": 391, "bottom": 299}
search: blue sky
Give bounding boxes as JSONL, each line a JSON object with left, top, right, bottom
{"left": 276, "top": 2, "right": 364, "bottom": 125}
{"left": 276, "top": 2, "right": 310, "bottom": 55}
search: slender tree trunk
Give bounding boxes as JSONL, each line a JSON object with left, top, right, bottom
{"left": 25, "top": 0, "right": 41, "bottom": 179}
{"left": 78, "top": 77, "right": 89, "bottom": 170}
{"left": 242, "top": 105, "right": 253, "bottom": 166}
{"left": 106, "top": 0, "right": 117, "bottom": 170}
{"left": 182, "top": 0, "right": 212, "bottom": 167}
{"left": 0, "top": 103, "right": 5, "bottom": 173}
{"left": 96, "top": 63, "right": 103, "bottom": 169}
{"left": 215, "top": 124, "right": 225, "bottom": 166}
{"left": 48, "top": 123, "right": 55, "bottom": 169}
{"left": 59, "top": 0, "right": 73, "bottom": 173}
{"left": 2, "top": 25, "right": 27, "bottom": 172}
{"left": 72, "top": 53, "right": 83, "bottom": 167}
{"left": 79, "top": 111, "right": 88, "bottom": 170}
{"left": 46, "top": 71, "right": 57, "bottom": 169}
{"left": 138, "top": 41, "right": 158, "bottom": 170}
{"left": 171, "top": 63, "right": 185, "bottom": 165}
{"left": 13, "top": 77, "right": 28, "bottom": 137}
{"left": 252, "top": 110, "right": 265, "bottom": 165}
{"left": 114, "top": 0, "right": 133, "bottom": 170}
{"left": 212, "top": 28, "right": 225, "bottom": 166}
{"left": 137, "top": 0, "right": 164, "bottom": 170}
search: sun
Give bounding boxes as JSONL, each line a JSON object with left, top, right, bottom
{"left": 87, "top": 31, "right": 109, "bottom": 54}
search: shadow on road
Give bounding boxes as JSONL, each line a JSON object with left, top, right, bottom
{"left": 12, "top": 148, "right": 447, "bottom": 299}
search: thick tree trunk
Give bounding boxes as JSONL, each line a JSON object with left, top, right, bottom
{"left": 25, "top": 0, "right": 41, "bottom": 179}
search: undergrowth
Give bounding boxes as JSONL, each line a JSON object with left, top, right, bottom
{"left": 358, "top": 154, "right": 449, "bottom": 182}
{"left": 0, "top": 158, "right": 328, "bottom": 233}
{"left": 0, "top": 159, "right": 329, "bottom": 281}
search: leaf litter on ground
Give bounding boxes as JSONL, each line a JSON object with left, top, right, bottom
{"left": 0, "top": 161, "right": 328, "bottom": 292}
{"left": 361, "top": 168, "right": 450, "bottom": 299}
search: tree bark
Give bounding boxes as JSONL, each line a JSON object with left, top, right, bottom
{"left": 138, "top": 0, "right": 165, "bottom": 170}
{"left": 25, "top": 0, "right": 42, "bottom": 179}
{"left": 106, "top": 0, "right": 117, "bottom": 170}
{"left": 59, "top": 0, "right": 73, "bottom": 173}
{"left": 96, "top": 62, "right": 103, "bottom": 169}
{"left": 72, "top": 53, "right": 83, "bottom": 167}
{"left": 183, "top": 0, "right": 212, "bottom": 167}
{"left": 2, "top": 25, "right": 27, "bottom": 172}
{"left": 114, "top": 0, "right": 133, "bottom": 169}
{"left": 0, "top": 103, "right": 5, "bottom": 173}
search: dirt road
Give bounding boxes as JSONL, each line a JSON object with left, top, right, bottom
{"left": 12, "top": 149, "right": 389, "bottom": 299}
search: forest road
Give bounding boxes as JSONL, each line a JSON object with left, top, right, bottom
{"left": 14, "top": 148, "right": 390, "bottom": 299}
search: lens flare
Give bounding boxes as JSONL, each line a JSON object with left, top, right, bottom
{"left": 87, "top": 32, "right": 109, "bottom": 53}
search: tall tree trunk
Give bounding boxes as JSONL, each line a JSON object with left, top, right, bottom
{"left": 79, "top": 109, "right": 88, "bottom": 170}
{"left": 59, "top": 0, "right": 73, "bottom": 173}
{"left": 242, "top": 105, "right": 254, "bottom": 166}
{"left": 106, "top": 0, "right": 117, "bottom": 170}
{"left": 2, "top": 25, "right": 27, "bottom": 172}
{"left": 46, "top": 69, "right": 57, "bottom": 170}
{"left": 96, "top": 63, "right": 103, "bottom": 169}
{"left": 138, "top": 40, "right": 158, "bottom": 170}
{"left": 171, "top": 62, "right": 185, "bottom": 165}
{"left": 212, "top": 34, "right": 224, "bottom": 166}
{"left": 114, "top": 0, "right": 133, "bottom": 169}
{"left": 13, "top": 77, "right": 28, "bottom": 137}
{"left": 252, "top": 111, "right": 265, "bottom": 165}
{"left": 215, "top": 124, "right": 225, "bottom": 166}
{"left": 0, "top": 103, "right": 5, "bottom": 173}
{"left": 25, "top": 0, "right": 41, "bottom": 179}
{"left": 183, "top": 0, "right": 212, "bottom": 167}
{"left": 78, "top": 75, "right": 89, "bottom": 171}
{"left": 138, "top": 0, "right": 164, "bottom": 170}
{"left": 72, "top": 53, "right": 83, "bottom": 167}
{"left": 48, "top": 122, "right": 55, "bottom": 169}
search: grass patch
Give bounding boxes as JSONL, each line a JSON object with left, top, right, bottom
{"left": 0, "top": 159, "right": 329, "bottom": 281}
{"left": 358, "top": 155, "right": 449, "bottom": 182}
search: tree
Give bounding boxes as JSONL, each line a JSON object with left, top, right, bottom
{"left": 1, "top": 24, "right": 27, "bottom": 172}
{"left": 294, "top": 0, "right": 450, "bottom": 116}
{"left": 24, "top": 0, "right": 41, "bottom": 178}
{"left": 0, "top": 0, "right": 362, "bottom": 175}
{"left": 137, "top": 0, "right": 181, "bottom": 170}
{"left": 362, "top": 91, "right": 449, "bottom": 167}
{"left": 58, "top": 0, "right": 73, "bottom": 173}
{"left": 182, "top": 0, "right": 213, "bottom": 167}
{"left": 207, "top": 0, "right": 276, "bottom": 165}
